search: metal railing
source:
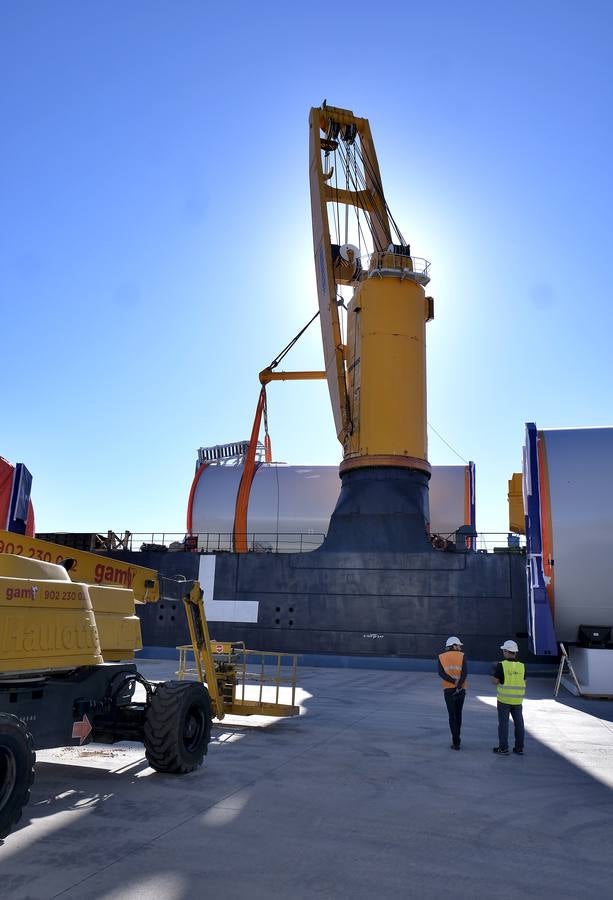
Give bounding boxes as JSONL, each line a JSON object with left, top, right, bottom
{"left": 232, "top": 647, "right": 298, "bottom": 714}
{"left": 37, "top": 528, "right": 525, "bottom": 556}
{"left": 197, "top": 440, "right": 266, "bottom": 467}
{"left": 365, "top": 251, "right": 431, "bottom": 282}
{"left": 127, "top": 531, "right": 327, "bottom": 554}
{"left": 118, "top": 530, "right": 524, "bottom": 555}
{"left": 429, "top": 531, "right": 526, "bottom": 554}
{"left": 474, "top": 532, "right": 526, "bottom": 553}
{"left": 176, "top": 641, "right": 299, "bottom": 718}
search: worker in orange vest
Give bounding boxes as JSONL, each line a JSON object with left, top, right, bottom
{"left": 438, "top": 636, "right": 468, "bottom": 750}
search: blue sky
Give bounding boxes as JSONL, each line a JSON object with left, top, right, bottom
{"left": 2, "top": 1, "right": 612, "bottom": 536}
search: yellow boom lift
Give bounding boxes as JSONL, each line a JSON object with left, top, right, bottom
{"left": 0, "top": 531, "right": 298, "bottom": 840}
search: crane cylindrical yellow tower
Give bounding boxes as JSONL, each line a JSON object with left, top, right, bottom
{"left": 344, "top": 250, "right": 432, "bottom": 475}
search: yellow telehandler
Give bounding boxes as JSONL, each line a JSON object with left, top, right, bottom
{"left": 0, "top": 531, "right": 298, "bottom": 840}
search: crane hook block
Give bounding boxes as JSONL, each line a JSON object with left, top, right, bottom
{"left": 321, "top": 138, "right": 338, "bottom": 152}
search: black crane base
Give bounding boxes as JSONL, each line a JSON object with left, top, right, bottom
{"left": 322, "top": 466, "right": 432, "bottom": 553}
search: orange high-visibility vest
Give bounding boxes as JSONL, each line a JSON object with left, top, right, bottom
{"left": 438, "top": 650, "right": 467, "bottom": 689}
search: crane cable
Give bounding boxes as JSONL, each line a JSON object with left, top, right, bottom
{"left": 334, "top": 139, "right": 383, "bottom": 247}
{"left": 336, "top": 136, "right": 406, "bottom": 251}
{"left": 357, "top": 138, "right": 406, "bottom": 246}
{"left": 336, "top": 140, "right": 376, "bottom": 251}
{"left": 327, "top": 135, "right": 379, "bottom": 440}
{"left": 267, "top": 310, "right": 320, "bottom": 371}
{"left": 427, "top": 422, "right": 469, "bottom": 464}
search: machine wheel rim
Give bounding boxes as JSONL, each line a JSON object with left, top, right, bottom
{"left": 0, "top": 747, "right": 17, "bottom": 814}
{"left": 183, "top": 704, "right": 206, "bottom": 754}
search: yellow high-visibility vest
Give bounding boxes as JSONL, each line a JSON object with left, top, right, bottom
{"left": 438, "top": 650, "right": 467, "bottom": 689}
{"left": 496, "top": 660, "right": 525, "bottom": 705}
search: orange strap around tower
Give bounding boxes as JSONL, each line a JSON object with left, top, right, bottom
{"left": 233, "top": 386, "right": 269, "bottom": 553}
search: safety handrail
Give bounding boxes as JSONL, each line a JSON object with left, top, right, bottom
{"left": 365, "top": 251, "right": 431, "bottom": 280}
{"left": 128, "top": 532, "right": 327, "bottom": 553}
{"left": 35, "top": 529, "right": 524, "bottom": 556}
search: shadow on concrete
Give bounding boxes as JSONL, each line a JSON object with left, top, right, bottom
{"left": 554, "top": 692, "right": 613, "bottom": 723}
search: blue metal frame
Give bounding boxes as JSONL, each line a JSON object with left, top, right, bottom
{"left": 524, "top": 423, "right": 557, "bottom": 655}
{"left": 7, "top": 463, "right": 32, "bottom": 535}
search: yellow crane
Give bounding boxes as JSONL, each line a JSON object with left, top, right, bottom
{"left": 231, "top": 103, "right": 436, "bottom": 553}
{"left": 309, "top": 103, "right": 435, "bottom": 551}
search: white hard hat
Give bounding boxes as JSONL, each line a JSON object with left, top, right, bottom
{"left": 446, "top": 636, "right": 463, "bottom": 647}
{"left": 500, "top": 640, "right": 519, "bottom": 653}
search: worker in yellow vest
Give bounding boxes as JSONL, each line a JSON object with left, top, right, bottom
{"left": 492, "top": 640, "right": 526, "bottom": 755}
{"left": 438, "top": 637, "right": 468, "bottom": 750}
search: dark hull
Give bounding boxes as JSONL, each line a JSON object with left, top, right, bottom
{"left": 108, "top": 548, "right": 529, "bottom": 661}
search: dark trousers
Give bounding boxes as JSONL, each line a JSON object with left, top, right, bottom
{"left": 497, "top": 702, "right": 525, "bottom": 751}
{"left": 444, "top": 688, "right": 465, "bottom": 746}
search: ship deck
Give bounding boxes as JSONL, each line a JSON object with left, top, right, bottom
{"left": 1, "top": 661, "right": 612, "bottom": 898}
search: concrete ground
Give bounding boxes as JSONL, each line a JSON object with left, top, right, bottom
{"left": 1, "top": 661, "right": 613, "bottom": 899}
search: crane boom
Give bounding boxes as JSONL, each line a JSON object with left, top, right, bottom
{"left": 309, "top": 108, "right": 350, "bottom": 444}
{"left": 310, "top": 104, "right": 397, "bottom": 446}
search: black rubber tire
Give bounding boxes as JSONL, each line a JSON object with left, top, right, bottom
{"left": 143, "top": 681, "right": 212, "bottom": 774}
{"left": 0, "top": 714, "right": 36, "bottom": 841}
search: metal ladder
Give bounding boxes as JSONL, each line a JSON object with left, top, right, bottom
{"left": 554, "top": 643, "right": 582, "bottom": 697}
